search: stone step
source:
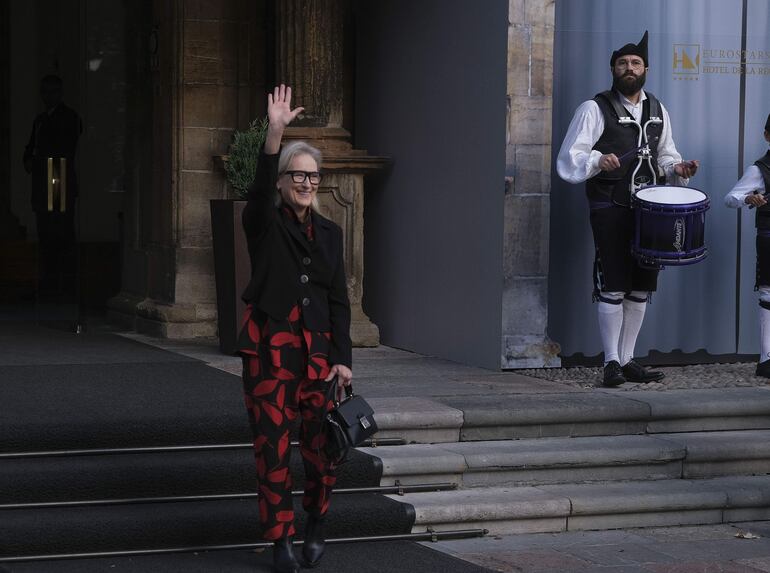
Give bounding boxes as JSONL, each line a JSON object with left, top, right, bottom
{"left": 9, "top": 430, "right": 770, "bottom": 508}
{"left": 0, "top": 492, "right": 415, "bottom": 559}
{"left": 363, "top": 430, "right": 770, "bottom": 487}
{"left": 363, "top": 434, "right": 684, "bottom": 487}
{"left": 675, "top": 429, "right": 770, "bottom": 478}
{"left": 371, "top": 388, "right": 770, "bottom": 443}
{"left": 391, "top": 475, "right": 770, "bottom": 536}
{"left": 368, "top": 397, "right": 465, "bottom": 444}
{"left": 0, "top": 448, "right": 383, "bottom": 505}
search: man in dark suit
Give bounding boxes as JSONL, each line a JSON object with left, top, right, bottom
{"left": 23, "top": 75, "right": 82, "bottom": 296}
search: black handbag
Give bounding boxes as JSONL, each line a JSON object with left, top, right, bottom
{"left": 323, "top": 378, "right": 378, "bottom": 464}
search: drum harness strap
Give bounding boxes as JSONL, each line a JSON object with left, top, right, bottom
{"left": 592, "top": 256, "right": 608, "bottom": 303}
{"left": 592, "top": 94, "right": 664, "bottom": 304}
{"left": 759, "top": 299, "right": 770, "bottom": 311}
{"left": 607, "top": 94, "right": 663, "bottom": 199}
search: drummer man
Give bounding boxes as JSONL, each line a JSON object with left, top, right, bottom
{"left": 724, "top": 113, "right": 770, "bottom": 378}
{"left": 556, "top": 31, "right": 699, "bottom": 387}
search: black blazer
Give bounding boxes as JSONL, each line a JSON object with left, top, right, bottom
{"left": 241, "top": 150, "right": 352, "bottom": 367}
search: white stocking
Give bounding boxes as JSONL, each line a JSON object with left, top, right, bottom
{"left": 619, "top": 291, "right": 648, "bottom": 366}
{"left": 597, "top": 291, "right": 624, "bottom": 365}
{"left": 759, "top": 287, "right": 770, "bottom": 364}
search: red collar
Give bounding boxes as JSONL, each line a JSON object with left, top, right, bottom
{"left": 281, "top": 204, "right": 314, "bottom": 241}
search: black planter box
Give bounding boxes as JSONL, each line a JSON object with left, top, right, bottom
{"left": 210, "top": 199, "right": 250, "bottom": 354}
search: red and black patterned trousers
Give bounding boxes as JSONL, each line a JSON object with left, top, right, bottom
{"left": 238, "top": 303, "right": 337, "bottom": 541}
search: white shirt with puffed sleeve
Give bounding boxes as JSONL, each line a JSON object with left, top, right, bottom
{"left": 556, "top": 90, "right": 688, "bottom": 187}
{"left": 724, "top": 164, "right": 766, "bottom": 208}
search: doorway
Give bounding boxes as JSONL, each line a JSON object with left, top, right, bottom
{"left": 1, "top": 0, "right": 153, "bottom": 329}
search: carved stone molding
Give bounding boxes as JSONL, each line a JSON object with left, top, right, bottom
{"left": 273, "top": 1, "right": 388, "bottom": 346}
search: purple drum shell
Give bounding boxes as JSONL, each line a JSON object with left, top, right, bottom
{"left": 632, "top": 187, "right": 709, "bottom": 267}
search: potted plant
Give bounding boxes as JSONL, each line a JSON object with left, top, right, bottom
{"left": 211, "top": 118, "right": 268, "bottom": 354}
{"left": 223, "top": 117, "right": 268, "bottom": 196}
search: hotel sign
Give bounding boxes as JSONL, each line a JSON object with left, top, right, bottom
{"left": 673, "top": 44, "right": 770, "bottom": 80}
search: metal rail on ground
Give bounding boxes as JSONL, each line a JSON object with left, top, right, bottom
{"left": 0, "top": 482, "right": 458, "bottom": 510}
{"left": 0, "top": 528, "right": 488, "bottom": 563}
{"left": 0, "top": 437, "right": 405, "bottom": 459}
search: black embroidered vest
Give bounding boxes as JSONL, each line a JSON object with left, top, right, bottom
{"left": 755, "top": 151, "right": 770, "bottom": 230}
{"left": 586, "top": 90, "right": 664, "bottom": 207}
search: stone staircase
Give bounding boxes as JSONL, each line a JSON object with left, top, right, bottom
{"left": 361, "top": 386, "right": 770, "bottom": 535}
{"left": 4, "top": 331, "right": 770, "bottom": 566}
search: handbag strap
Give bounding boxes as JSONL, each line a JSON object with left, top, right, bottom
{"left": 327, "top": 375, "right": 354, "bottom": 406}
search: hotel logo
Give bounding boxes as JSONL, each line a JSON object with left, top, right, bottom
{"left": 673, "top": 44, "right": 700, "bottom": 76}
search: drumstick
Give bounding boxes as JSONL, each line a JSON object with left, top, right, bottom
{"left": 617, "top": 134, "right": 661, "bottom": 163}
{"left": 617, "top": 145, "right": 645, "bottom": 162}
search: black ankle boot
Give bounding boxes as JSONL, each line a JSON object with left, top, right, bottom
{"left": 302, "top": 515, "right": 326, "bottom": 568}
{"left": 272, "top": 537, "right": 299, "bottom": 573}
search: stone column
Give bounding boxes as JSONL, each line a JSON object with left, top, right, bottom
{"left": 276, "top": 0, "right": 345, "bottom": 128}
{"left": 109, "top": 0, "right": 267, "bottom": 338}
{"left": 501, "top": 0, "right": 560, "bottom": 368}
{"left": 274, "top": 0, "right": 384, "bottom": 346}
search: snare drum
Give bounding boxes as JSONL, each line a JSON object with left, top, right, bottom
{"left": 632, "top": 186, "right": 709, "bottom": 269}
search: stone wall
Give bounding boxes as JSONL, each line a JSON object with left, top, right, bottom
{"left": 114, "top": 0, "right": 267, "bottom": 338}
{"left": 501, "top": 0, "right": 560, "bottom": 368}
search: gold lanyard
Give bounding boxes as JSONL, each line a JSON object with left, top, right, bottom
{"left": 47, "top": 157, "right": 67, "bottom": 212}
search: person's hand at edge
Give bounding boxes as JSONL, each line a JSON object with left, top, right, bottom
{"left": 598, "top": 153, "right": 621, "bottom": 171}
{"left": 745, "top": 192, "right": 767, "bottom": 208}
{"left": 264, "top": 84, "right": 304, "bottom": 154}
{"left": 674, "top": 160, "right": 699, "bottom": 179}
{"left": 325, "top": 364, "right": 353, "bottom": 402}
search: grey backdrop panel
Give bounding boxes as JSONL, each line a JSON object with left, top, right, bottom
{"left": 550, "top": 0, "right": 745, "bottom": 358}
{"left": 738, "top": 0, "right": 770, "bottom": 354}
{"left": 354, "top": 0, "right": 507, "bottom": 369}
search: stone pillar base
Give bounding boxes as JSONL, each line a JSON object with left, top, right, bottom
{"left": 107, "top": 292, "right": 217, "bottom": 339}
{"left": 109, "top": 294, "right": 377, "bottom": 346}
{"left": 106, "top": 291, "right": 143, "bottom": 331}
{"left": 351, "top": 304, "right": 379, "bottom": 347}
{"left": 501, "top": 335, "right": 561, "bottom": 369}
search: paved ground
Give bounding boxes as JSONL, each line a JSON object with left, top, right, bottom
{"left": 120, "top": 333, "right": 770, "bottom": 395}
{"left": 119, "top": 332, "right": 770, "bottom": 572}
{"left": 428, "top": 522, "right": 770, "bottom": 573}
{"left": 519, "top": 363, "right": 768, "bottom": 392}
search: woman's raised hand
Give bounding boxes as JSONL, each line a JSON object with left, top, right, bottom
{"left": 264, "top": 84, "right": 303, "bottom": 154}
{"left": 268, "top": 84, "right": 304, "bottom": 129}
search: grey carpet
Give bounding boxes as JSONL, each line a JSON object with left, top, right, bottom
{"left": 3, "top": 541, "right": 493, "bottom": 572}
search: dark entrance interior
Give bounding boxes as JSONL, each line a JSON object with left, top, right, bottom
{"left": 0, "top": 0, "right": 152, "bottom": 327}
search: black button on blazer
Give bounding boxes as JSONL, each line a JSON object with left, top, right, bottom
{"left": 241, "top": 150, "right": 352, "bottom": 368}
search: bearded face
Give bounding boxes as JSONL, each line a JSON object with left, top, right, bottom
{"left": 612, "top": 67, "right": 647, "bottom": 97}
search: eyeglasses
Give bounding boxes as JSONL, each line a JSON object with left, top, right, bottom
{"left": 615, "top": 57, "right": 645, "bottom": 70}
{"left": 283, "top": 170, "right": 322, "bottom": 185}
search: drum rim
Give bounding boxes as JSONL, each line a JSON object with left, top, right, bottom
{"left": 634, "top": 202, "right": 710, "bottom": 213}
{"left": 632, "top": 251, "right": 708, "bottom": 267}
{"left": 632, "top": 245, "right": 708, "bottom": 260}
{"left": 633, "top": 186, "right": 709, "bottom": 208}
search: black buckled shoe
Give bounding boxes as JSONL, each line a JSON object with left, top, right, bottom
{"left": 756, "top": 360, "right": 770, "bottom": 378}
{"left": 273, "top": 537, "right": 300, "bottom": 573}
{"left": 621, "top": 360, "right": 665, "bottom": 383}
{"left": 302, "top": 515, "right": 326, "bottom": 568}
{"left": 602, "top": 360, "right": 626, "bottom": 387}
